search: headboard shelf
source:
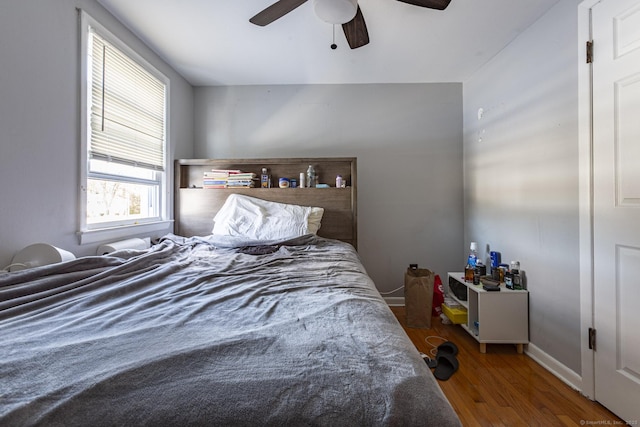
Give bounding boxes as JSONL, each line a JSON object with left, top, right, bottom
{"left": 175, "top": 158, "right": 357, "bottom": 249}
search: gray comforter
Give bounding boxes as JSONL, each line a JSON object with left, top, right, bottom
{"left": 0, "top": 234, "right": 460, "bottom": 426}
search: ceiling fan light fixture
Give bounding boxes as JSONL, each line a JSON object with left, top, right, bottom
{"left": 313, "top": 0, "right": 358, "bottom": 24}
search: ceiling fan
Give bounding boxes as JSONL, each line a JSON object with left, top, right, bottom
{"left": 249, "top": 0, "right": 452, "bottom": 49}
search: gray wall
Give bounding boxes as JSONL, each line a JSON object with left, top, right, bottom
{"left": 0, "top": 0, "right": 194, "bottom": 268}
{"left": 1, "top": 0, "right": 582, "bottom": 382}
{"left": 194, "top": 84, "right": 464, "bottom": 294}
{"left": 463, "top": 0, "right": 581, "bottom": 373}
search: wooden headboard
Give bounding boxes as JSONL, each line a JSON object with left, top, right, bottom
{"left": 174, "top": 158, "right": 358, "bottom": 249}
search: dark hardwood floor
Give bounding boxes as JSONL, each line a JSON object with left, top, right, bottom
{"left": 390, "top": 306, "right": 621, "bottom": 426}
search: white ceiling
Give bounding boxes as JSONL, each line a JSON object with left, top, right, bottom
{"left": 97, "top": 0, "right": 562, "bottom": 86}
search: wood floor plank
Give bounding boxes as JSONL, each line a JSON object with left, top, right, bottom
{"left": 389, "top": 306, "right": 621, "bottom": 426}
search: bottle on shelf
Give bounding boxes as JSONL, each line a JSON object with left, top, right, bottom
{"left": 510, "top": 261, "right": 522, "bottom": 290}
{"left": 306, "top": 165, "right": 316, "bottom": 188}
{"left": 467, "top": 241, "right": 478, "bottom": 267}
{"left": 473, "top": 260, "right": 486, "bottom": 285}
{"left": 505, "top": 270, "right": 513, "bottom": 289}
{"left": 464, "top": 241, "right": 479, "bottom": 282}
{"left": 490, "top": 251, "right": 501, "bottom": 275}
{"left": 498, "top": 263, "right": 509, "bottom": 283}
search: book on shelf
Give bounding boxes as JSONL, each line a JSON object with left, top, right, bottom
{"left": 203, "top": 169, "right": 257, "bottom": 188}
{"left": 226, "top": 174, "right": 257, "bottom": 180}
{"left": 208, "top": 169, "right": 242, "bottom": 175}
{"left": 203, "top": 183, "right": 256, "bottom": 189}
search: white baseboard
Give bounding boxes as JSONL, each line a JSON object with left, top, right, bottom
{"left": 383, "top": 296, "right": 405, "bottom": 306}
{"left": 525, "top": 342, "right": 583, "bottom": 393}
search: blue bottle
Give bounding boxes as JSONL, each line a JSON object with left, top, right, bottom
{"left": 467, "top": 242, "right": 478, "bottom": 268}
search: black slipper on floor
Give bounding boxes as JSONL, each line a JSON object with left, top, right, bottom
{"left": 433, "top": 353, "right": 459, "bottom": 381}
{"left": 436, "top": 341, "right": 458, "bottom": 357}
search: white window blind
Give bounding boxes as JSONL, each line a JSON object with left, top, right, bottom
{"left": 89, "top": 30, "right": 165, "bottom": 171}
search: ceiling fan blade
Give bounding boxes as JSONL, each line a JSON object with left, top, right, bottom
{"left": 250, "top": 0, "right": 308, "bottom": 26}
{"left": 396, "top": 0, "right": 451, "bottom": 10}
{"left": 342, "top": 6, "right": 369, "bottom": 49}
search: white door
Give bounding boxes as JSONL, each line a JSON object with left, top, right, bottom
{"left": 592, "top": 0, "right": 640, "bottom": 421}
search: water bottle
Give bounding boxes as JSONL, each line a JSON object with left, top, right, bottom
{"left": 464, "top": 241, "right": 478, "bottom": 282}
{"left": 467, "top": 241, "right": 478, "bottom": 268}
{"left": 306, "top": 165, "right": 316, "bottom": 188}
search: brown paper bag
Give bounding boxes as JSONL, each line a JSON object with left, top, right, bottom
{"left": 404, "top": 265, "right": 435, "bottom": 328}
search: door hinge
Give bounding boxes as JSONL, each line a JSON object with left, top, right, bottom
{"left": 588, "top": 327, "right": 596, "bottom": 350}
{"left": 586, "top": 40, "right": 593, "bottom": 64}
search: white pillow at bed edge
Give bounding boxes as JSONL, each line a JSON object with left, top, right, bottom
{"left": 212, "top": 194, "right": 324, "bottom": 240}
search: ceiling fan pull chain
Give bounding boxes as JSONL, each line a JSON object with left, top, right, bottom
{"left": 331, "top": 24, "right": 337, "bottom": 50}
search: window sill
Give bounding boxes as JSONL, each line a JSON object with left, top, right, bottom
{"left": 78, "top": 220, "right": 174, "bottom": 245}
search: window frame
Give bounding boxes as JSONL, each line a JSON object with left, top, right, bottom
{"left": 79, "top": 11, "right": 171, "bottom": 244}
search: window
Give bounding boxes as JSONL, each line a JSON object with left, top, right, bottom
{"left": 80, "top": 11, "right": 170, "bottom": 243}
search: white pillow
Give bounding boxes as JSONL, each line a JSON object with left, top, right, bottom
{"left": 212, "top": 194, "right": 324, "bottom": 240}
{"left": 306, "top": 207, "right": 323, "bottom": 235}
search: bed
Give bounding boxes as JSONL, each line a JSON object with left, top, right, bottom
{"left": 0, "top": 158, "right": 461, "bottom": 426}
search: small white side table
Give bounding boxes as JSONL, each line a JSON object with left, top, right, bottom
{"left": 446, "top": 272, "right": 529, "bottom": 354}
